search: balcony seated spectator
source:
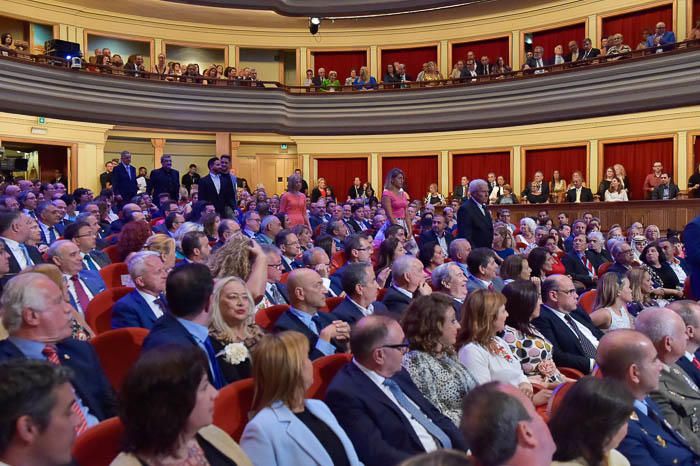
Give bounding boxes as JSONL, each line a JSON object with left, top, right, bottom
{"left": 651, "top": 173, "right": 680, "bottom": 200}
{"left": 647, "top": 22, "right": 676, "bottom": 52}
{"left": 565, "top": 171, "right": 594, "bottom": 203}
{"left": 460, "top": 59, "right": 478, "bottom": 81}
{"left": 353, "top": 66, "right": 377, "bottom": 90}
{"left": 606, "top": 34, "right": 632, "bottom": 57}
{"left": 124, "top": 54, "right": 146, "bottom": 78}
{"left": 522, "top": 171, "right": 549, "bottom": 204}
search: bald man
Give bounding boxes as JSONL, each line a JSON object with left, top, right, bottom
{"left": 461, "top": 382, "right": 555, "bottom": 466}
{"left": 646, "top": 22, "right": 676, "bottom": 51}
{"left": 597, "top": 329, "right": 699, "bottom": 465}
{"left": 272, "top": 268, "right": 350, "bottom": 360}
{"left": 636, "top": 308, "right": 700, "bottom": 454}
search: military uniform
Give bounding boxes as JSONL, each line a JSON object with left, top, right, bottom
{"left": 618, "top": 397, "right": 700, "bottom": 466}
{"left": 649, "top": 363, "right": 700, "bottom": 454}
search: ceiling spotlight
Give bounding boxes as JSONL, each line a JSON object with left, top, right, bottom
{"left": 309, "top": 17, "right": 321, "bottom": 35}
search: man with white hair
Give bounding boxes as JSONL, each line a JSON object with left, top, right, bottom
{"left": 636, "top": 307, "right": 700, "bottom": 454}
{"left": 585, "top": 231, "right": 612, "bottom": 272}
{"left": 255, "top": 215, "right": 281, "bottom": 245}
{"left": 647, "top": 21, "right": 676, "bottom": 52}
{"left": 381, "top": 255, "right": 431, "bottom": 320}
{"left": 668, "top": 300, "right": 700, "bottom": 387}
{"left": 432, "top": 262, "right": 468, "bottom": 320}
{"left": 48, "top": 240, "right": 106, "bottom": 315}
{"left": 111, "top": 251, "right": 168, "bottom": 330}
{"left": 457, "top": 179, "right": 493, "bottom": 249}
{"left": 0, "top": 273, "right": 116, "bottom": 431}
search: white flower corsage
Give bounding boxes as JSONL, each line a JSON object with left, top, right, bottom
{"left": 218, "top": 342, "right": 249, "bottom": 365}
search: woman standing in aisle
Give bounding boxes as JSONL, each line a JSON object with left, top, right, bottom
{"left": 279, "top": 173, "right": 311, "bottom": 229}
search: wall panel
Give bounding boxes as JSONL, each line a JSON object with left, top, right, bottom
{"left": 452, "top": 36, "right": 510, "bottom": 66}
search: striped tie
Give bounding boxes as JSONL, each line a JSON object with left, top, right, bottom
{"left": 42, "top": 345, "right": 89, "bottom": 434}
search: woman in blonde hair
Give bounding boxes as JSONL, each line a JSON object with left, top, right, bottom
{"left": 626, "top": 268, "right": 659, "bottom": 316}
{"left": 457, "top": 289, "right": 551, "bottom": 406}
{"left": 144, "top": 234, "right": 176, "bottom": 271}
{"left": 241, "top": 332, "right": 362, "bottom": 466}
{"left": 353, "top": 66, "right": 377, "bottom": 90}
{"left": 589, "top": 273, "right": 634, "bottom": 331}
{"left": 209, "top": 276, "right": 265, "bottom": 384}
{"left": 207, "top": 234, "right": 267, "bottom": 303}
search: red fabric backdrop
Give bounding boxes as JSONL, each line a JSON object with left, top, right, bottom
{"left": 381, "top": 46, "right": 438, "bottom": 80}
{"left": 311, "top": 51, "right": 367, "bottom": 82}
{"left": 695, "top": 0, "right": 700, "bottom": 24}
{"left": 452, "top": 153, "right": 511, "bottom": 186}
{"left": 525, "top": 146, "right": 588, "bottom": 188}
{"left": 452, "top": 36, "right": 510, "bottom": 66}
{"left": 601, "top": 4, "right": 673, "bottom": 47}
{"left": 530, "top": 22, "right": 586, "bottom": 60}
{"left": 603, "top": 138, "right": 674, "bottom": 200}
{"left": 381, "top": 156, "right": 438, "bottom": 199}
{"left": 317, "top": 158, "right": 369, "bottom": 201}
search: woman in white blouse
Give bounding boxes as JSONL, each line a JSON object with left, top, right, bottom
{"left": 457, "top": 289, "right": 552, "bottom": 406}
{"left": 604, "top": 177, "right": 629, "bottom": 202}
{"left": 589, "top": 273, "right": 635, "bottom": 331}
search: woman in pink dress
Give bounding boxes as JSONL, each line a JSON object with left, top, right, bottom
{"left": 381, "top": 168, "right": 409, "bottom": 230}
{"left": 279, "top": 173, "right": 310, "bottom": 229}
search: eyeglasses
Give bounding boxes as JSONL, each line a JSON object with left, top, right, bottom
{"left": 378, "top": 343, "right": 410, "bottom": 354}
{"left": 267, "top": 263, "right": 283, "bottom": 269}
{"left": 356, "top": 246, "right": 373, "bottom": 252}
{"left": 75, "top": 232, "right": 96, "bottom": 238}
{"left": 555, "top": 288, "right": 577, "bottom": 296}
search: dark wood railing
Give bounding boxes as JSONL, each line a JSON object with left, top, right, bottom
{"left": 1, "top": 39, "right": 698, "bottom": 95}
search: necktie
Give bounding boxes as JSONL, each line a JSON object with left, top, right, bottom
{"left": 311, "top": 314, "right": 324, "bottom": 334}
{"left": 581, "top": 254, "right": 595, "bottom": 277}
{"left": 487, "top": 283, "right": 495, "bottom": 291}
{"left": 564, "top": 314, "right": 597, "bottom": 359}
{"left": 48, "top": 226, "right": 57, "bottom": 244}
{"left": 18, "top": 244, "right": 33, "bottom": 267}
{"left": 383, "top": 378, "right": 452, "bottom": 449}
{"left": 42, "top": 345, "right": 88, "bottom": 434}
{"left": 126, "top": 165, "right": 131, "bottom": 180}
{"left": 152, "top": 295, "right": 166, "bottom": 318}
{"left": 83, "top": 254, "right": 98, "bottom": 271}
{"left": 270, "top": 284, "right": 285, "bottom": 305}
{"left": 70, "top": 275, "right": 91, "bottom": 312}
{"left": 693, "top": 357, "right": 700, "bottom": 370}
{"left": 203, "top": 337, "right": 226, "bottom": 389}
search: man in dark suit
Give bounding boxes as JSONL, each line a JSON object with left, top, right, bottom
{"left": 562, "top": 234, "right": 597, "bottom": 290}
{"left": 457, "top": 179, "right": 493, "bottom": 249}
{"left": 579, "top": 38, "right": 601, "bottom": 60}
{"left": 148, "top": 154, "right": 180, "bottom": 201}
{"left": 652, "top": 173, "right": 680, "bottom": 200}
{"left": 460, "top": 59, "right": 479, "bottom": 81}
{"left": 153, "top": 211, "right": 184, "bottom": 238}
{"left": 326, "top": 315, "right": 467, "bottom": 466}
{"left": 685, "top": 215, "right": 700, "bottom": 299}
{"left": 381, "top": 255, "right": 430, "bottom": 320}
{"left": 525, "top": 45, "right": 547, "bottom": 69}
{"left": 607, "top": 240, "right": 637, "bottom": 278}
{"left": 598, "top": 329, "right": 700, "bottom": 466}
{"left": 197, "top": 157, "right": 237, "bottom": 219}
{"left": 35, "top": 201, "right": 65, "bottom": 246}
{"left": 532, "top": 275, "right": 603, "bottom": 374}
{"left": 419, "top": 214, "right": 452, "bottom": 254}
{"left": 275, "top": 230, "right": 303, "bottom": 273}
{"left": 181, "top": 163, "right": 200, "bottom": 195}
{"left": 312, "top": 68, "right": 325, "bottom": 87}
{"left": 564, "top": 40, "right": 581, "bottom": 62}
{"left": 522, "top": 171, "right": 550, "bottom": 204}
{"left": 347, "top": 204, "right": 370, "bottom": 234}
{"left": 260, "top": 244, "right": 291, "bottom": 308}
{"left": 466, "top": 248, "right": 505, "bottom": 293}
{"left": 669, "top": 301, "right": 700, "bottom": 388}
{"left": 124, "top": 54, "right": 146, "bottom": 78}
{"left": 142, "top": 263, "right": 226, "bottom": 389}
{"left": 272, "top": 269, "right": 350, "bottom": 360}
{"left": 0, "top": 211, "right": 43, "bottom": 278}
{"left": 329, "top": 234, "right": 373, "bottom": 296}
{"left": 111, "top": 150, "right": 138, "bottom": 205}
{"left": 100, "top": 160, "right": 114, "bottom": 190}
{"left": 0, "top": 273, "right": 116, "bottom": 428}
{"left": 48, "top": 240, "right": 107, "bottom": 314}
{"left": 453, "top": 176, "right": 469, "bottom": 202}
{"left": 112, "top": 251, "right": 168, "bottom": 330}
{"left": 585, "top": 231, "right": 612, "bottom": 273}
{"left": 332, "top": 262, "right": 388, "bottom": 325}
{"left": 565, "top": 171, "right": 594, "bottom": 203}
{"left": 64, "top": 221, "right": 111, "bottom": 271}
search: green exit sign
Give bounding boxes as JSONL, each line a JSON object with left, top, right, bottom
{"left": 280, "top": 144, "right": 288, "bottom": 150}
{"left": 37, "top": 116, "right": 46, "bottom": 125}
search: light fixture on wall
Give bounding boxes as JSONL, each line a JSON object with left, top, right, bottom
{"left": 309, "top": 17, "right": 321, "bottom": 35}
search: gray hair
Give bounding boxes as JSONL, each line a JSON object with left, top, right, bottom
{"left": 75, "top": 212, "right": 95, "bottom": 224}
{"left": 260, "top": 215, "right": 278, "bottom": 232}
{"left": 431, "top": 262, "right": 458, "bottom": 289}
{"left": 449, "top": 238, "right": 471, "bottom": 261}
{"left": 468, "top": 179, "right": 488, "bottom": 196}
{"left": 392, "top": 254, "right": 418, "bottom": 279}
{"left": 519, "top": 217, "right": 537, "bottom": 233}
{"left": 609, "top": 240, "right": 627, "bottom": 259}
{"left": 34, "top": 200, "right": 53, "bottom": 218}
{"left": 587, "top": 231, "right": 605, "bottom": 243}
{"left": 46, "top": 239, "right": 72, "bottom": 260}
{"left": 1, "top": 273, "right": 53, "bottom": 333}
{"left": 261, "top": 244, "right": 282, "bottom": 256}
{"left": 126, "top": 250, "right": 161, "bottom": 279}
{"left": 636, "top": 307, "right": 685, "bottom": 344}
{"left": 174, "top": 221, "right": 203, "bottom": 244}
{"left": 302, "top": 247, "right": 326, "bottom": 266}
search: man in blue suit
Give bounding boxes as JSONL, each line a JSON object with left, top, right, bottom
{"left": 669, "top": 301, "right": 700, "bottom": 388}
{"left": 0, "top": 273, "right": 116, "bottom": 428}
{"left": 111, "top": 150, "right": 138, "bottom": 205}
{"left": 597, "top": 329, "right": 700, "bottom": 466}
{"left": 647, "top": 22, "right": 676, "bottom": 51}
{"left": 142, "top": 263, "right": 226, "bottom": 389}
{"left": 112, "top": 251, "right": 168, "bottom": 330}
{"left": 48, "top": 240, "right": 106, "bottom": 315}
{"left": 148, "top": 154, "right": 180, "bottom": 201}
{"left": 332, "top": 262, "right": 388, "bottom": 326}
{"left": 325, "top": 315, "right": 467, "bottom": 466}
{"left": 685, "top": 216, "right": 700, "bottom": 299}
{"left": 35, "top": 200, "right": 65, "bottom": 246}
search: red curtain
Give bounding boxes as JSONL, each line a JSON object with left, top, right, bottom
{"left": 695, "top": 0, "right": 700, "bottom": 24}
{"left": 311, "top": 51, "right": 367, "bottom": 82}
{"left": 525, "top": 146, "right": 588, "bottom": 188}
{"left": 601, "top": 4, "right": 673, "bottom": 47}
{"left": 452, "top": 152, "right": 511, "bottom": 186}
{"left": 381, "top": 46, "right": 438, "bottom": 80}
{"left": 452, "top": 36, "right": 510, "bottom": 66}
{"left": 603, "top": 138, "right": 674, "bottom": 200}
{"left": 530, "top": 22, "right": 586, "bottom": 61}
{"left": 317, "top": 158, "right": 368, "bottom": 201}
{"left": 381, "top": 156, "right": 438, "bottom": 199}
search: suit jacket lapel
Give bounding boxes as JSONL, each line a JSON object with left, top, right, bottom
{"left": 274, "top": 403, "right": 333, "bottom": 464}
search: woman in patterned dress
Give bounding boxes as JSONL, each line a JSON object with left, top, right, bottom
{"left": 501, "top": 280, "right": 573, "bottom": 387}
{"left": 401, "top": 294, "right": 477, "bottom": 426}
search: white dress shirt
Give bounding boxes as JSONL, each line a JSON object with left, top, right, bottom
{"left": 64, "top": 273, "right": 95, "bottom": 314}
{"left": 136, "top": 289, "right": 164, "bottom": 319}
{"left": 347, "top": 297, "right": 374, "bottom": 317}
{"left": 353, "top": 360, "right": 438, "bottom": 452}
{"left": 1, "top": 236, "right": 31, "bottom": 269}
{"left": 211, "top": 173, "right": 221, "bottom": 194}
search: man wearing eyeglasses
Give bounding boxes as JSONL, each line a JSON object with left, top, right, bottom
{"left": 63, "top": 221, "right": 111, "bottom": 271}
{"left": 329, "top": 234, "right": 373, "bottom": 296}
{"left": 274, "top": 229, "right": 303, "bottom": 273}
{"left": 259, "top": 244, "right": 289, "bottom": 308}
{"left": 533, "top": 275, "right": 603, "bottom": 374}
{"left": 608, "top": 240, "right": 638, "bottom": 277}
{"left": 326, "top": 315, "right": 467, "bottom": 466}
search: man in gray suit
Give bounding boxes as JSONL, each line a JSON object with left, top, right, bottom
{"left": 466, "top": 248, "right": 504, "bottom": 293}
{"left": 637, "top": 307, "right": 700, "bottom": 455}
